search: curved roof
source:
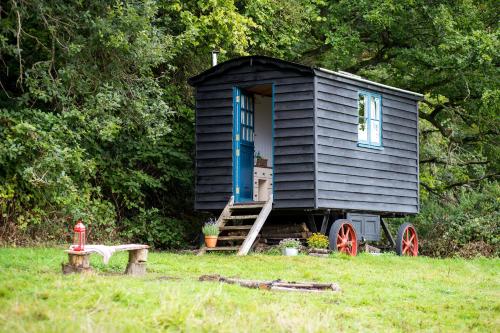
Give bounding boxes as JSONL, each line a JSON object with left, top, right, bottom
{"left": 188, "top": 55, "right": 313, "bottom": 86}
{"left": 188, "top": 55, "right": 423, "bottom": 98}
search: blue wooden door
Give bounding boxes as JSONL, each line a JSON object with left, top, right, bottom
{"left": 233, "top": 88, "right": 254, "bottom": 203}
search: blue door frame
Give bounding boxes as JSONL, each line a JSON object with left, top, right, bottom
{"left": 233, "top": 88, "right": 255, "bottom": 203}
{"left": 233, "top": 85, "right": 275, "bottom": 203}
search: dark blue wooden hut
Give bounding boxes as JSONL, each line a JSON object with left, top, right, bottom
{"left": 189, "top": 56, "right": 423, "bottom": 256}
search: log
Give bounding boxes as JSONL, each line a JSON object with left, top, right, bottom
{"left": 309, "top": 253, "right": 329, "bottom": 258}
{"left": 307, "top": 248, "right": 331, "bottom": 254}
{"left": 62, "top": 253, "right": 92, "bottom": 274}
{"left": 125, "top": 249, "right": 148, "bottom": 276}
{"left": 199, "top": 274, "right": 341, "bottom": 292}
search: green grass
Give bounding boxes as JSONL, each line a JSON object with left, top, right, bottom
{"left": 0, "top": 248, "right": 498, "bottom": 332}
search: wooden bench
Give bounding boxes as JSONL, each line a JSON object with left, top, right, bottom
{"left": 62, "top": 244, "right": 149, "bottom": 276}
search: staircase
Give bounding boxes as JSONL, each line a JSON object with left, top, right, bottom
{"left": 199, "top": 195, "right": 273, "bottom": 256}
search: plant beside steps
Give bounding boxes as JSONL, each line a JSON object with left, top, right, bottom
{"left": 199, "top": 196, "right": 273, "bottom": 255}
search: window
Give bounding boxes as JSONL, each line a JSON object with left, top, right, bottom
{"left": 358, "top": 92, "right": 382, "bottom": 148}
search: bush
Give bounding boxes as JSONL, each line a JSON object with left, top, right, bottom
{"left": 400, "top": 182, "right": 500, "bottom": 257}
{"left": 119, "top": 209, "right": 187, "bottom": 249}
{"left": 307, "top": 233, "right": 329, "bottom": 249}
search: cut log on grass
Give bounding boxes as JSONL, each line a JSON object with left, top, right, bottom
{"left": 199, "top": 274, "right": 341, "bottom": 293}
{"left": 307, "top": 248, "right": 331, "bottom": 254}
{"left": 309, "top": 253, "right": 329, "bottom": 258}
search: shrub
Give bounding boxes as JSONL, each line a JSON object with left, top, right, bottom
{"left": 201, "top": 219, "right": 219, "bottom": 236}
{"left": 307, "top": 233, "right": 329, "bottom": 249}
{"left": 278, "top": 238, "right": 301, "bottom": 249}
{"left": 120, "top": 209, "right": 187, "bottom": 249}
{"left": 389, "top": 182, "right": 499, "bottom": 257}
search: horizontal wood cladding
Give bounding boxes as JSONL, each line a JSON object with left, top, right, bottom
{"left": 194, "top": 61, "right": 315, "bottom": 211}
{"left": 314, "top": 74, "right": 419, "bottom": 214}
{"left": 317, "top": 199, "right": 418, "bottom": 214}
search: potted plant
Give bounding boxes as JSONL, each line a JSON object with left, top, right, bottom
{"left": 202, "top": 219, "right": 219, "bottom": 248}
{"left": 255, "top": 151, "right": 268, "bottom": 168}
{"left": 306, "top": 233, "right": 330, "bottom": 256}
{"left": 279, "top": 238, "right": 301, "bottom": 256}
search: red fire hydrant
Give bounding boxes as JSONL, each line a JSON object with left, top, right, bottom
{"left": 72, "top": 220, "right": 86, "bottom": 251}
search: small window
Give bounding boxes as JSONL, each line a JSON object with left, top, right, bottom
{"left": 358, "top": 92, "right": 382, "bottom": 148}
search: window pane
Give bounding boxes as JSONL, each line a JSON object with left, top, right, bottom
{"left": 359, "top": 95, "right": 366, "bottom": 118}
{"left": 358, "top": 95, "right": 367, "bottom": 141}
{"left": 370, "top": 96, "right": 380, "bottom": 120}
{"left": 241, "top": 95, "right": 245, "bottom": 108}
{"left": 358, "top": 120, "right": 368, "bottom": 142}
{"left": 370, "top": 120, "right": 380, "bottom": 145}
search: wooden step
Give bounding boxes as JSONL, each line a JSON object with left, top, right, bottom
{"left": 231, "top": 203, "right": 265, "bottom": 210}
{"left": 205, "top": 246, "right": 240, "bottom": 251}
{"left": 224, "top": 215, "right": 259, "bottom": 220}
{"left": 220, "top": 225, "right": 252, "bottom": 231}
{"left": 218, "top": 235, "right": 247, "bottom": 241}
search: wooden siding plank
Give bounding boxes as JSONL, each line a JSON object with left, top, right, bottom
{"left": 274, "top": 109, "right": 313, "bottom": 120}
{"left": 197, "top": 176, "right": 232, "bottom": 185}
{"left": 197, "top": 150, "right": 232, "bottom": 159}
{"left": 197, "top": 108, "right": 232, "bottom": 117}
{"left": 274, "top": 136, "right": 314, "bottom": 146}
{"left": 197, "top": 132, "right": 232, "bottom": 143}
{"left": 317, "top": 190, "right": 417, "bottom": 205}
{"left": 274, "top": 145, "right": 314, "bottom": 155}
{"left": 275, "top": 100, "right": 314, "bottom": 111}
{"left": 274, "top": 117, "right": 314, "bottom": 128}
{"left": 197, "top": 159, "right": 232, "bottom": 168}
{"left": 274, "top": 181, "right": 315, "bottom": 190}
{"left": 317, "top": 135, "right": 418, "bottom": 159}
{"left": 275, "top": 127, "right": 314, "bottom": 137}
{"left": 317, "top": 164, "right": 417, "bottom": 182}
{"left": 273, "top": 190, "right": 315, "bottom": 199}
{"left": 274, "top": 154, "right": 314, "bottom": 164}
{"left": 318, "top": 181, "right": 417, "bottom": 197}
{"left": 317, "top": 173, "right": 418, "bottom": 190}
{"left": 273, "top": 199, "right": 315, "bottom": 208}
{"left": 275, "top": 83, "right": 314, "bottom": 93}
{"left": 317, "top": 199, "right": 418, "bottom": 214}
{"left": 274, "top": 91, "right": 314, "bottom": 101}
{"left": 274, "top": 172, "right": 315, "bottom": 182}
{"left": 274, "top": 163, "right": 315, "bottom": 173}
{"left": 317, "top": 144, "right": 417, "bottom": 167}
{"left": 202, "top": 70, "right": 307, "bottom": 85}
{"left": 318, "top": 154, "right": 417, "bottom": 174}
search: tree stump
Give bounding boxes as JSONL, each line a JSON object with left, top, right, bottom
{"left": 125, "top": 248, "right": 148, "bottom": 276}
{"left": 62, "top": 253, "right": 92, "bottom": 274}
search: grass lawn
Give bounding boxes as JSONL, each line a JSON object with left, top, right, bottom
{"left": 0, "top": 248, "right": 498, "bottom": 332}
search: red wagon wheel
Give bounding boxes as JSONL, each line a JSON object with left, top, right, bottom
{"left": 329, "top": 219, "right": 358, "bottom": 256}
{"left": 396, "top": 223, "right": 419, "bottom": 256}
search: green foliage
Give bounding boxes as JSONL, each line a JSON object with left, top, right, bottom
{"left": 0, "top": 0, "right": 498, "bottom": 254}
{"left": 120, "top": 209, "right": 186, "bottom": 249}
{"left": 307, "top": 233, "right": 329, "bottom": 249}
{"left": 278, "top": 238, "right": 301, "bottom": 249}
{"left": 201, "top": 220, "right": 219, "bottom": 236}
{"left": 410, "top": 182, "right": 499, "bottom": 257}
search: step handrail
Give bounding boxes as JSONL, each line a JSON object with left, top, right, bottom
{"left": 237, "top": 195, "right": 273, "bottom": 256}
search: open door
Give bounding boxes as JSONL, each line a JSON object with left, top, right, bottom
{"left": 233, "top": 88, "right": 255, "bottom": 203}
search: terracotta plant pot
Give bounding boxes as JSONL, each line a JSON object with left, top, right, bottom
{"left": 205, "top": 235, "right": 218, "bottom": 248}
